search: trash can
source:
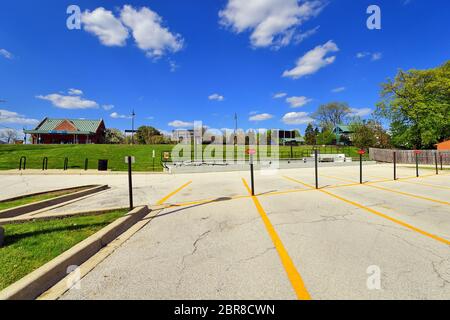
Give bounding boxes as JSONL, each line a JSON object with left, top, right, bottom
{"left": 98, "top": 159, "right": 108, "bottom": 171}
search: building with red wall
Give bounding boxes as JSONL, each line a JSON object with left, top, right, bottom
{"left": 24, "top": 118, "right": 106, "bottom": 144}
{"left": 436, "top": 139, "right": 450, "bottom": 151}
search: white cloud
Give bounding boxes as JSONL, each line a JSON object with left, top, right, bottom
{"left": 168, "top": 120, "right": 194, "bottom": 128}
{"left": 371, "top": 52, "right": 382, "bottom": 61}
{"left": 208, "top": 93, "right": 225, "bottom": 101}
{"left": 249, "top": 113, "right": 274, "bottom": 122}
{"left": 282, "top": 112, "right": 314, "bottom": 125}
{"left": 0, "top": 49, "right": 13, "bottom": 59}
{"left": 169, "top": 60, "right": 179, "bottom": 72}
{"left": 273, "top": 92, "right": 287, "bottom": 99}
{"left": 219, "top": 0, "right": 326, "bottom": 48}
{"left": 82, "top": 7, "right": 129, "bottom": 46}
{"left": 120, "top": 5, "right": 184, "bottom": 58}
{"left": 349, "top": 108, "right": 372, "bottom": 117}
{"left": 356, "top": 52, "right": 369, "bottom": 59}
{"left": 36, "top": 90, "right": 99, "bottom": 109}
{"left": 110, "top": 112, "right": 131, "bottom": 119}
{"left": 0, "top": 109, "right": 39, "bottom": 125}
{"left": 68, "top": 88, "right": 83, "bottom": 96}
{"left": 102, "top": 104, "right": 115, "bottom": 111}
{"left": 294, "top": 26, "right": 320, "bottom": 44}
{"left": 332, "top": 87, "right": 346, "bottom": 93}
{"left": 286, "top": 96, "right": 312, "bottom": 108}
{"left": 283, "top": 40, "right": 339, "bottom": 79}
{"left": 356, "top": 51, "right": 382, "bottom": 61}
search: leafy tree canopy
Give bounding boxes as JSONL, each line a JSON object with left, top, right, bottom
{"left": 313, "top": 102, "right": 351, "bottom": 131}
{"left": 376, "top": 60, "right": 450, "bottom": 149}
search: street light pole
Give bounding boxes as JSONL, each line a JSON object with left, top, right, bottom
{"left": 131, "top": 110, "right": 136, "bottom": 145}
{"left": 234, "top": 113, "right": 238, "bottom": 145}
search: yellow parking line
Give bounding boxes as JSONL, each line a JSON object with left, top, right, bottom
{"left": 164, "top": 194, "right": 250, "bottom": 208}
{"left": 320, "top": 174, "right": 450, "bottom": 206}
{"left": 242, "top": 178, "right": 311, "bottom": 300}
{"left": 366, "top": 184, "right": 450, "bottom": 206}
{"left": 283, "top": 176, "right": 450, "bottom": 246}
{"left": 260, "top": 188, "right": 315, "bottom": 197}
{"left": 366, "top": 174, "right": 450, "bottom": 190}
{"left": 393, "top": 180, "right": 450, "bottom": 190}
{"left": 283, "top": 176, "right": 315, "bottom": 189}
{"left": 156, "top": 181, "right": 192, "bottom": 205}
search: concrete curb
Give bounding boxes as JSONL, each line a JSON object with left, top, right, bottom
{"left": 0, "top": 170, "right": 166, "bottom": 176}
{"left": 0, "top": 206, "right": 130, "bottom": 225}
{"left": 0, "top": 206, "right": 150, "bottom": 300}
{"left": 38, "top": 209, "right": 163, "bottom": 300}
{"left": 0, "top": 185, "right": 109, "bottom": 219}
{"left": 0, "top": 226, "right": 4, "bottom": 247}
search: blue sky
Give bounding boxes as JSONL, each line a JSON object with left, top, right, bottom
{"left": 1, "top": 0, "right": 449, "bottom": 136}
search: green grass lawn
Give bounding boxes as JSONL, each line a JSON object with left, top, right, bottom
{"left": 0, "top": 144, "right": 365, "bottom": 172}
{"left": 0, "top": 187, "right": 89, "bottom": 212}
{"left": 0, "top": 210, "right": 126, "bottom": 290}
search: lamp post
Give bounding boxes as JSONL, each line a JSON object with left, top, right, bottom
{"left": 131, "top": 110, "right": 136, "bottom": 145}
{"left": 234, "top": 113, "right": 238, "bottom": 145}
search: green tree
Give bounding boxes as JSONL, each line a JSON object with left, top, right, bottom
{"left": 104, "top": 128, "right": 125, "bottom": 144}
{"left": 376, "top": 60, "right": 450, "bottom": 149}
{"left": 316, "top": 129, "right": 335, "bottom": 145}
{"left": 350, "top": 121, "right": 376, "bottom": 150}
{"left": 313, "top": 102, "right": 351, "bottom": 131}
{"left": 350, "top": 120, "right": 391, "bottom": 149}
{"left": 304, "top": 123, "right": 316, "bottom": 145}
{"left": 136, "top": 126, "right": 161, "bottom": 144}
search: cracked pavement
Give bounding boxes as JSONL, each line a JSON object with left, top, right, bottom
{"left": 1, "top": 164, "right": 449, "bottom": 299}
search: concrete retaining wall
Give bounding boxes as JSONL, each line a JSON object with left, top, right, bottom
{"left": 0, "top": 185, "right": 108, "bottom": 219}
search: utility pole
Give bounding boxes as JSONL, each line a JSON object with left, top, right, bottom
{"left": 131, "top": 110, "right": 136, "bottom": 145}
{"left": 234, "top": 113, "right": 238, "bottom": 145}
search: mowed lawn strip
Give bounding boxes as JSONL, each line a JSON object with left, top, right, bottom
{"left": 0, "top": 210, "right": 126, "bottom": 290}
{"left": 0, "top": 144, "right": 364, "bottom": 172}
{"left": 0, "top": 187, "right": 89, "bottom": 212}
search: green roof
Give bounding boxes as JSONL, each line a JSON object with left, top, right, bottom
{"left": 334, "top": 125, "right": 352, "bottom": 133}
{"left": 25, "top": 118, "right": 103, "bottom": 134}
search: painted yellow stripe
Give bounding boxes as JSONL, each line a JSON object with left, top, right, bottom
{"left": 156, "top": 181, "right": 192, "bottom": 205}
{"left": 321, "top": 174, "right": 450, "bottom": 206}
{"left": 366, "top": 174, "right": 450, "bottom": 190}
{"left": 242, "top": 178, "right": 311, "bottom": 300}
{"left": 366, "top": 184, "right": 450, "bottom": 206}
{"left": 283, "top": 176, "right": 450, "bottom": 246}
{"left": 283, "top": 176, "right": 316, "bottom": 189}
{"left": 164, "top": 194, "right": 249, "bottom": 208}
{"left": 319, "top": 189, "right": 450, "bottom": 246}
{"left": 391, "top": 180, "right": 450, "bottom": 190}
{"left": 260, "top": 187, "right": 315, "bottom": 197}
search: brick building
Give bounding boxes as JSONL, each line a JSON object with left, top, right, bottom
{"left": 436, "top": 139, "right": 450, "bottom": 151}
{"left": 24, "top": 118, "right": 106, "bottom": 144}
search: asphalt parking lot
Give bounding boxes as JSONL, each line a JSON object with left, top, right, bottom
{"left": 1, "top": 163, "right": 449, "bottom": 299}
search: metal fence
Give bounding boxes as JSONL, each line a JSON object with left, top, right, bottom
{"left": 369, "top": 148, "right": 450, "bottom": 165}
